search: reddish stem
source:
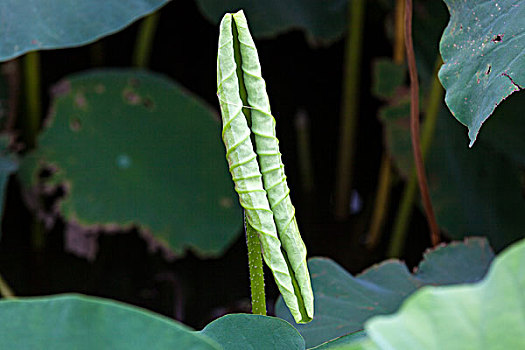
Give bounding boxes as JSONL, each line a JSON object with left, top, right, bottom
{"left": 405, "top": 0, "right": 440, "bottom": 246}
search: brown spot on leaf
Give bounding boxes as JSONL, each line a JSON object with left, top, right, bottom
{"left": 143, "top": 97, "right": 154, "bottom": 110}
{"left": 69, "top": 117, "right": 82, "bottom": 131}
{"left": 123, "top": 88, "right": 142, "bottom": 105}
{"left": 74, "top": 92, "right": 87, "bottom": 108}
{"left": 51, "top": 80, "right": 71, "bottom": 97}
{"left": 219, "top": 197, "right": 234, "bottom": 209}
{"left": 139, "top": 229, "right": 177, "bottom": 262}
{"left": 492, "top": 34, "right": 504, "bottom": 43}
{"left": 65, "top": 221, "right": 100, "bottom": 262}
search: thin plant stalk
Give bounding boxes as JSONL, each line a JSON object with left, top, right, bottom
{"left": 23, "top": 51, "right": 41, "bottom": 148}
{"left": 245, "top": 214, "right": 266, "bottom": 315}
{"left": 393, "top": 0, "right": 406, "bottom": 64}
{"left": 0, "top": 272, "right": 14, "bottom": 299}
{"left": 365, "top": 0, "right": 405, "bottom": 248}
{"left": 388, "top": 57, "right": 443, "bottom": 257}
{"left": 24, "top": 51, "right": 46, "bottom": 250}
{"left": 366, "top": 153, "right": 393, "bottom": 248}
{"left": 132, "top": 12, "right": 160, "bottom": 68}
{"left": 334, "top": 0, "right": 365, "bottom": 220}
{"left": 388, "top": 0, "right": 440, "bottom": 257}
{"left": 405, "top": 0, "right": 440, "bottom": 245}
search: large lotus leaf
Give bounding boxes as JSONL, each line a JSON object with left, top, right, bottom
{"left": 0, "top": 135, "right": 17, "bottom": 238}
{"left": 344, "top": 237, "right": 525, "bottom": 349}
{"left": 18, "top": 69, "right": 241, "bottom": 258}
{"left": 0, "top": 294, "right": 220, "bottom": 349}
{"left": 200, "top": 314, "right": 305, "bottom": 349}
{"left": 0, "top": 0, "right": 168, "bottom": 62}
{"left": 310, "top": 331, "right": 368, "bottom": 350}
{"left": 195, "top": 0, "right": 347, "bottom": 45}
{"left": 438, "top": 0, "right": 525, "bottom": 145}
{"left": 384, "top": 97, "right": 525, "bottom": 251}
{"left": 275, "top": 237, "right": 494, "bottom": 348}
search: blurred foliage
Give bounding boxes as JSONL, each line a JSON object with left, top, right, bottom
{"left": 276, "top": 237, "right": 494, "bottom": 347}
{"left": 19, "top": 69, "right": 241, "bottom": 259}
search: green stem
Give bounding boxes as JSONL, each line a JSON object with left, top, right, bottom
{"left": 334, "top": 0, "right": 365, "bottom": 220}
{"left": 23, "top": 51, "right": 41, "bottom": 148}
{"left": 245, "top": 213, "right": 266, "bottom": 315}
{"left": 393, "top": 0, "right": 406, "bottom": 64}
{"left": 388, "top": 57, "right": 444, "bottom": 258}
{"left": 132, "top": 12, "right": 160, "bottom": 68}
{"left": 0, "top": 272, "right": 14, "bottom": 299}
{"left": 24, "top": 51, "right": 45, "bottom": 250}
{"left": 366, "top": 154, "right": 393, "bottom": 248}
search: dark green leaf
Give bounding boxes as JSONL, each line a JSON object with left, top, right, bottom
{"left": 477, "top": 92, "right": 525, "bottom": 167}
{"left": 201, "top": 314, "right": 305, "bottom": 349}
{"left": 217, "top": 11, "right": 313, "bottom": 323}
{"left": 385, "top": 100, "right": 525, "bottom": 250}
{"left": 439, "top": 0, "right": 525, "bottom": 145}
{"left": 276, "top": 238, "right": 494, "bottom": 348}
{"left": 309, "top": 331, "right": 368, "bottom": 350}
{"left": 0, "top": 294, "right": 220, "bottom": 349}
{"left": 356, "top": 237, "right": 525, "bottom": 349}
{"left": 196, "top": 0, "right": 347, "bottom": 45}
{"left": 19, "top": 69, "right": 241, "bottom": 259}
{"left": 0, "top": 0, "right": 168, "bottom": 61}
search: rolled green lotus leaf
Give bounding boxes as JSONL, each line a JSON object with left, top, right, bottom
{"left": 217, "top": 11, "right": 313, "bottom": 323}
{"left": 233, "top": 11, "right": 314, "bottom": 321}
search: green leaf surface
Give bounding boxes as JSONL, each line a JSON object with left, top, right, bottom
{"left": 275, "top": 238, "right": 494, "bottom": 348}
{"left": 19, "top": 69, "right": 241, "bottom": 258}
{"left": 384, "top": 98, "right": 525, "bottom": 250}
{"left": 310, "top": 331, "right": 368, "bottom": 350}
{"left": 0, "top": 294, "right": 219, "bottom": 349}
{"left": 197, "top": 0, "right": 347, "bottom": 45}
{"left": 217, "top": 11, "right": 313, "bottom": 324}
{"left": 438, "top": 0, "right": 525, "bottom": 145}
{"left": 356, "top": 237, "right": 525, "bottom": 349}
{"left": 201, "top": 314, "right": 305, "bottom": 349}
{"left": 234, "top": 11, "right": 314, "bottom": 322}
{"left": 0, "top": 0, "right": 168, "bottom": 62}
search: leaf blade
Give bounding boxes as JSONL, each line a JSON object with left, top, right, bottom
{"left": 0, "top": 294, "right": 220, "bottom": 349}
{"left": 365, "top": 237, "right": 525, "bottom": 349}
{"left": 0, "top": 0, "right": 169, "bottom": 62}
{"left": 438, "top": 0, "right": 525, "bottom": 145}
{"left": 232, "top": 10, "right": 314, "bottom": 323}
{"left": 217, "top": 13, "right": 303, "bottom": 323}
